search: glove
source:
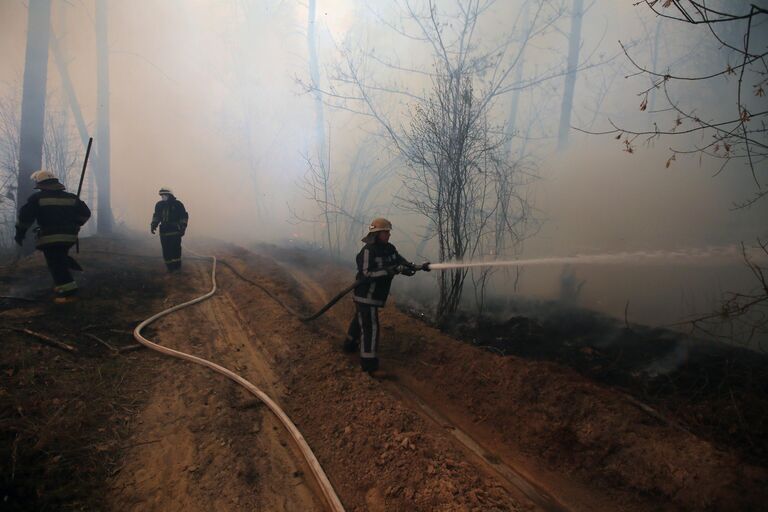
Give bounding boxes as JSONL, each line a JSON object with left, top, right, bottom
{"left": 14, "top": 235, "right": 24, "bottom": 246}
{"left": 401, "top": 268, "right": 417, "bottom": 276}
{"left": 421, "top": 262, "right": 431, "bottom": 272}
{"left": 150, "top": 226, "right": 157, "bottom": 234}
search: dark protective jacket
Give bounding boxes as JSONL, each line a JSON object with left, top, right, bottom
{"left": 15, "top": 190, "right": 91, "bottom": 248}
{"left": 151, "top": 196, "right": 188, "bottom": 236}
{"left": 353, "top": 242, "right": 415, "bottom": 307}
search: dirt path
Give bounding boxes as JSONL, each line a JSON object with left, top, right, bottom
{"left": 9, "top": 238, "right": 763, "bottom": 511}
{"left": 209, "top": 247, "right": 531, "bottom": 511}
{"left": 107, "top": 258, "right": 324, "bottom": 511}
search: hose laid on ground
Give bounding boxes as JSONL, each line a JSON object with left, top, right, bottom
{"left": 51, "top": 248, "right": 357, "bottom": 320}
{"left": 218, "top": 259, "right": 360, "bottom": 322}
{"left": 133, "top": 255, "right": 345, "bottom": 512}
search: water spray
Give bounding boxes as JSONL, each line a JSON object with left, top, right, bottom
{"left": 427, "top": 245, "right": 752, "bottom": 271}
{"left": 221, "top": 245, "right": 758, "bottom": 322}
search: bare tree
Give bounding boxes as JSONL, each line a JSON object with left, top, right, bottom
{"left": 16, "top": 0, "right": 52, "bottom": 253}
{"left": 582, "top": 1, "right": 768, "bottom": 350}
{"left": 592, "top": 1, "right": 767, "bottom": 206}
{"left": 306, "top": 0, "right": 336, "bottom": 254}
{"left": 42, "top": 106, "right": 80, "bottom": 191}
{"left": 301, "top": 0, "right": 573, "bottom": 320}
{"left": 399, "top": 70, "right": 532, "bottom": 321}
{"left": 557, "top": 0, "right": 585, "bottom": 151}
{"left": 0, "top": 92, "right": 22, "bottom": 247}
{"left": 292, "top": 136, "right": 399, "bottom": 256}
{"left": 94, "top": 0, "right": 113, "bottom": 234}
{"left": 680, "top": 241, "right": 768, "bottom": 352}
{"left": 0, "top": 89, "right": 84, "bottom": 248}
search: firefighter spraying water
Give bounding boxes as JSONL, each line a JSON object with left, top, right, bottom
{"left": 343, "top": 218, "right": 430, "bottom": 374}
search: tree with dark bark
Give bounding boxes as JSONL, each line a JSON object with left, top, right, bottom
{"left": 16, "top": 0, "right": 52, "bottom": 253}
{"left": 94, "top": 0, "right": 113, "bottom": 234}
{"left": 557, "top": 0, "right": 585, "bottom": 151}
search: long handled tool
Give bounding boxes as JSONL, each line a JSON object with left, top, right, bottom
{"left": 74, "top": 137, "right": 93, "bottom": 255}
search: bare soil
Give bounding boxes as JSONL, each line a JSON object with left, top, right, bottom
{"left": 430, "top": 304, "right": 768, "bottom": 467}
{"left": 261, "top": 243, "right": 768, "bottom": 512}
{"left": 2, "top": 236, "right": 766, "bottom": 511}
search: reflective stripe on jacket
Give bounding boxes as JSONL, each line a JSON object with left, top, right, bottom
{"left": 151, "top": 196, "right": 188, "bottom": 235}
{"left": 15, "top": 190, "right": 91, "bottom": 249}
{"left": 352, "top": 242, "right": 412, "bottom": 307}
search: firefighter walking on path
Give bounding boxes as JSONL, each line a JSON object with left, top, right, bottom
{"left": 344, "top": 218, "right": 429, "bottom": 374}
{"left": 14, "top": 171, "right": 91, "bottom": 303}
{"left": 150, "top": 188, "right": 188, "bottom": 272}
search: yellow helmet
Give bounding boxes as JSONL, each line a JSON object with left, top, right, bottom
{"left": 367, "top": 217, "right": 392, "bottom": 233}
{"left": 361, "top": 217, "right": 392, "bottom": 242}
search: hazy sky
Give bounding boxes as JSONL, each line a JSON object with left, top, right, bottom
{"left": 1, "top": 0, "right": 766, "bottom": 326}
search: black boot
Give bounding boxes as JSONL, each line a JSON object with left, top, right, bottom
{"left": 360, "top": 357, "right": 379, "bottom": 373}
{"left": 343, "top": 337, "right": 358, "bottom": 353}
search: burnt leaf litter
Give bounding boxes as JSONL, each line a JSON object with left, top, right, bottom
{"left": 401, "top": 298, "right": 768, "bottom": 466}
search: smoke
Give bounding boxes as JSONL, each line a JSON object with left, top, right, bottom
{"left": 1, "top": 1, "right": 765, "bottom": 338}
{"left": 429, "top": 245, "right": 749, "bottom": 270}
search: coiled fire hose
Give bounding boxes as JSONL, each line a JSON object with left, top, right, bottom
{"left": 133, "top": 255, "right": 345, "bottom": 512}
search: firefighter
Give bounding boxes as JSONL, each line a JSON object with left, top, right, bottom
{"left": 343, "top": 218, "right": 430, "bottom": 374}
{"left": 14, "top": 170, "right": 91, "bottom": 303}
{"left": 150, "top": 187, "right": 188, "bottom": 272}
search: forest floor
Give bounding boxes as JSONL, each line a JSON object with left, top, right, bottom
{"left": 1, "top": 236, "right": 766, "bottom": 511}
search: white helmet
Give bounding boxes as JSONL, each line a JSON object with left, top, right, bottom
{"left": 30, "top": 170, "right": 65, "bottom": 190}
{"left": 30, "top": 170, "right": 57, "bottom": 183}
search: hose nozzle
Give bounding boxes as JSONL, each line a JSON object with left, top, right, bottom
{"left": 420, "top": 262, "right": 431, "bottom": 272}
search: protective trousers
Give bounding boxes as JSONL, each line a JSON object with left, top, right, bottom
{"left": 160, "top": 233, "right": 182, "bottom": 271}
{"left": 346, "top": 303, "right": 380, "bottom": 372}
{"left": 42, "top": 245, "right": 78, "bottom": 296}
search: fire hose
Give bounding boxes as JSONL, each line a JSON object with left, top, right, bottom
{"left": 133, "top": 255, "right": 345, "bottom": 512}
{"left": 5, "top": 248, "right": 426, "bottom": 510}
{"left": 219, "top": 259, "right": 431, "bottom": 322}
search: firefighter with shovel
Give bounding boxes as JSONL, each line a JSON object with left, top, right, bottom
{"left": 14, "top": 170, "right": 91, "bottom": 303}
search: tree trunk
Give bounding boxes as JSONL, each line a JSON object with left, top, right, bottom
{"left": 556, "top": 0, "right": 584, "bottom": 152}
{"left": 503, "top": 0, "right": 530, "bottom": 158}
{"left": 307, "top": 0, "right": 332, "bottom": 254}
{"left": 17, "top": 0, "right": 52, "bottom": 253}
{"left": 50, "top": 32, "right": 89, "bottom": 148}
{"left": 95, "top": 0, "right": 113, "bottom": 234}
